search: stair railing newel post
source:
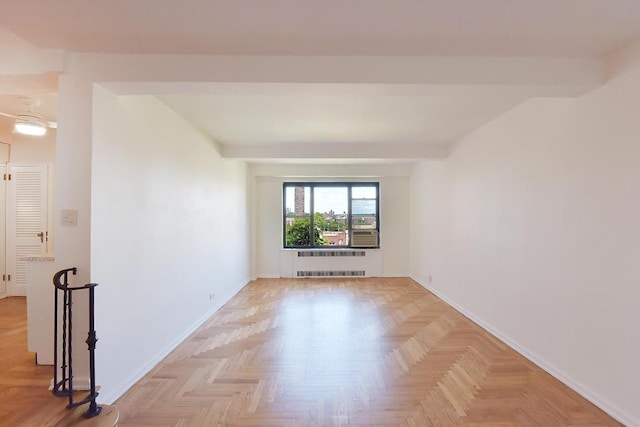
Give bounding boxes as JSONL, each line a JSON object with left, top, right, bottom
{"left": 52, "top": 267, "right": 102, "bottom": 418}
{"left": 84, "top": 283, "right": 101, "bottom": 417}
{"left": 52, "top": 267, "right": 74, "bottom": 398}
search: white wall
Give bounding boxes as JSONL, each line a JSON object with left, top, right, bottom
{"left": 410, "top": 65, "right": 640, "bottom": 424}
{"left": 254, "top": 178, "right": 283, "bottom": 277}
{"left": 380, "top": 177, "right": 410, "bottom": 276}
{"left": 252, "top": 164, "right": 411, "bottom": 278}
{"left": 0, "top": 127, "right": 56, "bottom": 163}
{"left": 91, "top": 87, "right": 250, "bottom": 403}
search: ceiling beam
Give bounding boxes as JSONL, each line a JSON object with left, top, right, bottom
{"left": 222, "top": 142, "right": 448, "bottom": 161}
{"left": 96, "top": 55, "right": 604, "bottom": 97}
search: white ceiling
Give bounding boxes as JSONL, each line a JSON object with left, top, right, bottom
{"left": 157, "top": 83, "right": 530, "bottom": 146}
{"left": 2, "top": 0, "right": 640, "bottom": 56}
{"left": 1, "top": 1, "right": 640, "bottom": 163}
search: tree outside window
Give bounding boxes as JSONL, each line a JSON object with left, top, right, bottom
{"left": 283, "top": 183, "right": 379, "bottom": 248}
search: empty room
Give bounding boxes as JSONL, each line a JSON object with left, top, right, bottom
{"left": 0, "top": 1, "right": 638, "bottom": 426}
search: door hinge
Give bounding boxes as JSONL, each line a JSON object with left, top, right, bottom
{"left": 46, "top": 231, "right": 49, "bottom": 242}
{"left": 7, "top": 274, "right": 9, "bottom": 281}
{"left": 3, "top": 173, "right": 11, "bottom": 180}
{"left": 2, "top": 274, "right": 8, "bottom": 281}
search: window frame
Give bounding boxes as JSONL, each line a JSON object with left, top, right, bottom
{"left": 282, "top": 182, "right": 380, "bottom": 249}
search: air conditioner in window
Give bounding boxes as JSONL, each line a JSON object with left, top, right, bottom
{"left": 351, "top": 230, "right": 379, "bottom": 248}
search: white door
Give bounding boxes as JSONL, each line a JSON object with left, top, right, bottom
{"left": 6, "top": 164, "right": 49, "bottom": 296}
{"left": 0, "top": 165, "right": 6, "bottom": 299}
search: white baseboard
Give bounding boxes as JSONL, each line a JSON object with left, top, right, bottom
{"left": 257, "top": 273, "right": 280, "bottom": 279}
{"left": 411, "top": 275, "right": 638, "bottom": 427}
{"left": 97, "top": 278, "right": 251, "bottom": 405}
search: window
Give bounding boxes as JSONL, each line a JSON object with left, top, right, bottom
{"left": 283, "top": 182, "right": 379, "bottom": 248}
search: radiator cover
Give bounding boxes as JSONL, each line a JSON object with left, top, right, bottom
{"left": 280, "top": 249, "right": 382, "bottom": 278}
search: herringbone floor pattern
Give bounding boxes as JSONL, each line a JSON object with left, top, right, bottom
{"left": 114, "top": 278, "right": 621, "bottom": 426}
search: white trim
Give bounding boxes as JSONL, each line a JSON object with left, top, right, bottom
{"left": 257, "top": 273, "right": 280, "bottom": 279}
{"left": 97, "top": 278, "right": 251, "bottom": 405}
{"left": 411, "top": 275, "right": 638, "bottom": 427}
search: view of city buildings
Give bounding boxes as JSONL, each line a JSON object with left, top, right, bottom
{"left": 284, "top": 184, "right": 378, "bottom": 247}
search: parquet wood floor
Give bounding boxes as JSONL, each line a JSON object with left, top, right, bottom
{"left": 0, "top": 297, "right": 74, "bottom": 426}
{"left": 113, "top": 278, "right": 621, "bottom": 426}
{"left": 0, "top": 297, "right": 117, "bottom": 427}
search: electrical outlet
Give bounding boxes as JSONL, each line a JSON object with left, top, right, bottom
{"left": 209, "top": 293, "right": 215, "bottom": 300}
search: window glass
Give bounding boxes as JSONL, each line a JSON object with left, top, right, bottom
{"left": 283, "top": 183, "right": 379, "bottom": 248}
{"left": 285, "top": 186, "right": 311, "bottom": 246}
{"left": 351, "top": 186, "right": 377, "bottom": 230}
{"left": 314, "top": 187, "right": 348, "bottom": 246}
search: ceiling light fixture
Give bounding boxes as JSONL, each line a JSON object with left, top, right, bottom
{"left": 14, "top": 114, "right": 47, "bottom": 136}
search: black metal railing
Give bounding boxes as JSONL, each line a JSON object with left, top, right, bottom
{"left": 52, "top": 267, "right": 102, "bottom": 418}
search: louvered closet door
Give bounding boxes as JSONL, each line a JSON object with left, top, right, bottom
{"left": 0, "top": 165, "right": 6, "bottom": 298}
{"left": 6, "top": 165, "right": 49, "bottom": 295}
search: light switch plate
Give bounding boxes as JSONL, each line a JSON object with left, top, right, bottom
{"left": 61, "top": 209, "right": 78, "bottom": 226}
